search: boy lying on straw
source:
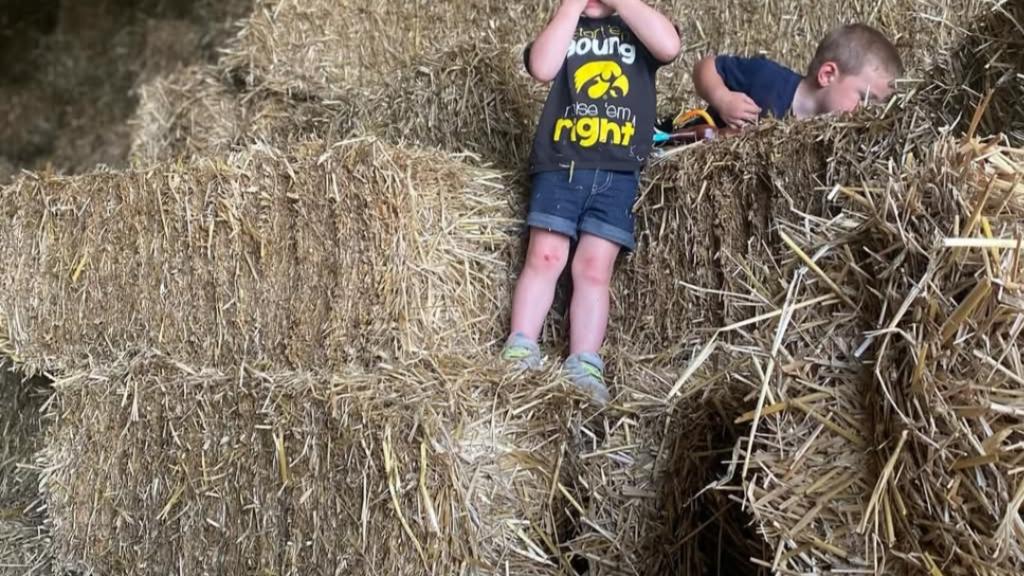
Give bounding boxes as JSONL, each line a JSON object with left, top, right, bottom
{"left": 693, "top": 23, "right": 903, "bottom": 130}
{"left": 501, "top": 0, "right": 680, "bottom": 405}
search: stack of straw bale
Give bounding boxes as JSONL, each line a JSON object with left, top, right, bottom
{"left": 714, "top": 2, "right": 1024, "bottom": 571}
{"left": 665, "top": 111, "right": 1023, "bottom": 574}
{"left": 3, "top": 1, "right": 1022, "bottom": 574}
{"left": 731, "top": 120, "right": 1024, "bottom": 575}
{"left": 42, "top": 352, "right": 575, "bottom": 575}
{"left": 0, "top": 139, "right": 517, "bottom": 376}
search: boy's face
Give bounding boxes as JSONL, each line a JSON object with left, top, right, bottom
{"left": 816, "top": 60, "right": 895, "bottom": 114}
{"left": 583, "top": 0, "right": 615, "bottom": 18}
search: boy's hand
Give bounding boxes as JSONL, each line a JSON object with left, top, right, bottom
{"left": 712, "top": 91, "right": 762, "bottom": 129}
{"left": 562, "top": 0, "right": 589, "bottom": 11}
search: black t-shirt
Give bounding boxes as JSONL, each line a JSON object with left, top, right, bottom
{"left": 708, "top": 56, "right": 802, "bottom": 127}
{"left": 526, "top": 16, "right": 668, "bottom": 174}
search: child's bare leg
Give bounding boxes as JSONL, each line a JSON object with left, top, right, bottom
{"left": 568, "top": 234, "right": 620, "bottom": 355}
{"left": 509, "top": 228, "right": 571, "bottom": 340}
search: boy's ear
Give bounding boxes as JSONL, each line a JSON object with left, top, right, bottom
{"left": 816, "top": 61, "right": 840, "bottom": 87}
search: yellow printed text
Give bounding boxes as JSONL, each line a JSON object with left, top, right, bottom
{"left": 552, "top": 117, "right": 636, "bottom": 148}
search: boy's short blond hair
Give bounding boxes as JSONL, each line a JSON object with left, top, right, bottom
{"left": 807, "top": 23, "right": 903, "bottom": 79}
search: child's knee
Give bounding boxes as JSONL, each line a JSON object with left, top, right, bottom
{"left": 571, "top": 252, "right": 614, "bottom": 287}
{"left": 526, "top": 244, "right": 569, "bottom": 276}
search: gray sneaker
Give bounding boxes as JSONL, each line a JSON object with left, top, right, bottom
{"left": 564, "top": 352, "right": 610, "bottom": 406}
{"left": 501, "top": 332, "right": 542, "bottom": 370}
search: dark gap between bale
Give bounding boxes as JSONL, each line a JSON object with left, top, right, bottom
{"left": 1, "top": 363, "right": 55, "bottom": 574}
{"left": 1, "top": 365, "right": 52, "bottom": 517}
{"left": 655, "top": 392, "right": 770, "bottom": 576}
{"left": 0, "top": 0, "right": 61, "bottom": 83}
{"left": 549, "top": 359, "right": 769, "bottom": 576}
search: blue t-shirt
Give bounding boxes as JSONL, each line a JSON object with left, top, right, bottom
{"left": 709, "top": 56, "right": 802, "bottom": 126}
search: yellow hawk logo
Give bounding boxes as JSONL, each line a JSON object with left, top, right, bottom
{"left": 573, "top": 61, "right": 630, "bottom": 99}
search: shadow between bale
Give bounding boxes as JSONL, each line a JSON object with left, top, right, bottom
{"left": 653, "top": 394, "right": 770, "bottom": 576}
{"left": 0, "top": 362, "right": 54, "bottom": 574}
{"left": 551, "top": 360, "right": 769, "bottom": 576}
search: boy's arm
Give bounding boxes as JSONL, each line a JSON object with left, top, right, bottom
{"left": 604, "top": 0, "right": 680, "bottom": 63}
{"left": 693, "top": 54, "right": 762, "bottom": 129}
{"left": 527, "top": 0, "right": 589, "bottom": 82}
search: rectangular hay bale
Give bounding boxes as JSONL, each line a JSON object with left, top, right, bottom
{"left": 0, "top": 139, "right": 518, "bottom": 375}
{"left": 41, "top": 353, "right": 575, "bottom": 575}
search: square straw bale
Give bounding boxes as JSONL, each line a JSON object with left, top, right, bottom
{"left": 0, "top": 139, "right": 518, "bottom": 375}
{"left": 41, "top": 353, "right": 577, "bottom": 575}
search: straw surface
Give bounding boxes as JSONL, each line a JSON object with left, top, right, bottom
{"left": 0, "top": 519, "right": 51, "bottom": 576}
{"left": 134, "top": 41, "right": 540, "bottom": 171}
{"left": 857, "top": 136, "right": 1024, "bottom": 574}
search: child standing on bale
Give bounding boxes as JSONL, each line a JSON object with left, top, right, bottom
{"left": 694, "top": 23, "right": 903, "bottom": 129}
{"left": 501, "top": 0, "right": 680, "bottom": 405}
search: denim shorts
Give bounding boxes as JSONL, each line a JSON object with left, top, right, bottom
{"left": 526, "top": 169, "right": 639, "bottom": 251}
